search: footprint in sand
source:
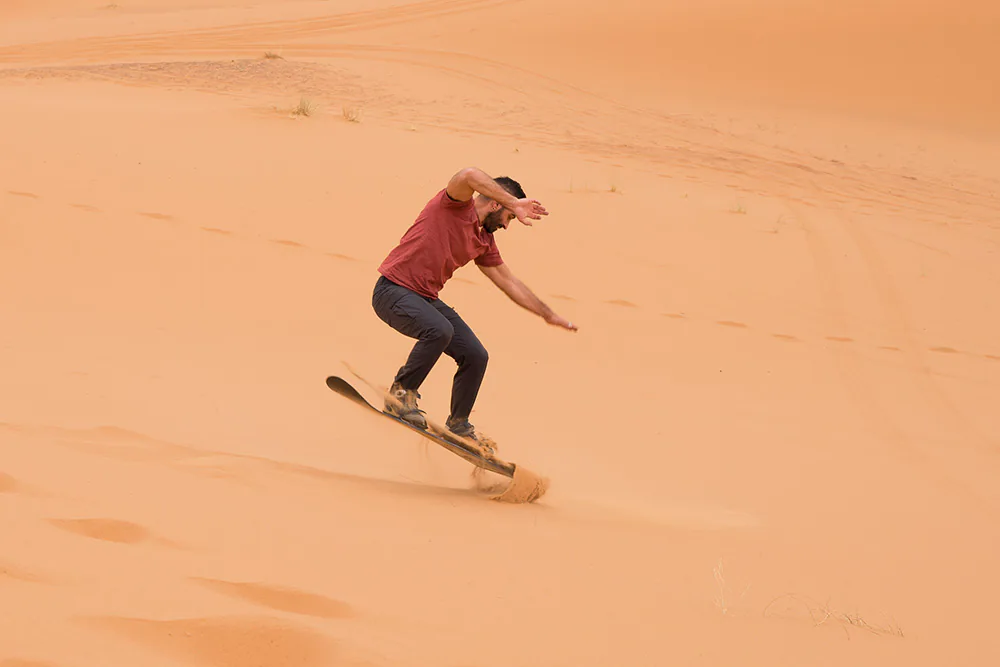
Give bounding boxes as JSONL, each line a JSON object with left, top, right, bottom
{"left": 772, "top": 333, "right": 799, "bottom": 342}
{"left": 271, "top": 239, "right": 304, "bottom": 248}
{"left": 716, "top": 320, "right": 748, "bottom": 328}
{"left": 48, "top": 518, "right": 150, "bottom": 545}
{"left": 605, "top": 299, "right": 637, "bottom": 308}
{"left": 138, "top": 212, "right": 173, "bottom": 221}
{"left": 0, "top": 472, "right": 18, "bottom": 493}
{"left": 70, "top": 203, "right": 100, "bottom": 213}
{"left": 929, "top": 346, "right": 960, "bottom": 354}
{"left": 326, "top": 252, "right": 359, "bottom": 262}
{"left": 825, "top": 336, "right": 854, "bottom": 343}
{"left": 0, "top": 561, "right": 47, "bottom": 584}
{"left": 7, "top": 191, "right": 39, "bottom": 199}
{"left": 191, "top": 578, "right": 353, "bottom": 619}
{"left": 86, "top": 616, "right": 335, "bottom": 667}
{"left": 551, "top": 294, "right": 576, "bottom": 302}
{"left": 201, "top": 227, "right": 232, "bottom": 235}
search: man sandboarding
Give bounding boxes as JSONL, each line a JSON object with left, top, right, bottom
{"left": 372, "top": 167, "right": 577, "bottom": 446}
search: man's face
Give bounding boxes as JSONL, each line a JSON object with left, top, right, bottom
{"left": 482, "top": 204, "right": 515, "bottom": 233}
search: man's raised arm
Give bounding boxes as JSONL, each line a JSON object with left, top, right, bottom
{"left": 446, "top": 167, "right": 548, "bottom": 225}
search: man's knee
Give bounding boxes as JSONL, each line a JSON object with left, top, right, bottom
{"left": 465, "top": 342, "right": 489, "bottom": 371}
{"left": 424, "top": 320, "right": 454, "bottom": 349}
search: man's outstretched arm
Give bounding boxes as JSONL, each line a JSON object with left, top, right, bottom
{"left": 446, "top": 167, "right": 548, "bottom": 225}
{"left": 479, "top": 263, "right": 577, "bottom": 331}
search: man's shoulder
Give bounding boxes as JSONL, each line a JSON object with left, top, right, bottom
{"left": 427, "top": 187, "right": 471, "bottom": 209}
{"left": 419, "top": 188, "right": 475, "bottom": 220}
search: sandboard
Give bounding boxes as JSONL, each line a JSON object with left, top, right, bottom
{"left": 325, "top": 373, "right": 549, "bottom": 503}
{"left": 325, "top": 374, "right": 514, "bottom": 477}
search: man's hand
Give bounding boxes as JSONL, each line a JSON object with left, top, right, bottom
{"left": 544, "top": 313, "right": 578, "bottom": 331}
{"left": 510, "top": 198, "right": 548, "bottom": 226}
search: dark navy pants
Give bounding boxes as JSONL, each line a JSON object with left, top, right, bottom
{"left": 371, "top": 275, "right": 488, "bottom": 422}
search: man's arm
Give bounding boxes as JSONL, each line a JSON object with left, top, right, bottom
{"left": 479, "top": 263, "right": 577, "bottom": 331}
{"left": 446, "top": 167, "right": 548, "bottom": 225}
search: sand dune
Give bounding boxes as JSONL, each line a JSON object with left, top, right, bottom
{"left": 2, "top": 0, "right": 999, "bottom": 665}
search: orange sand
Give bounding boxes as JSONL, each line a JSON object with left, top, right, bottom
{"left": 2, "top": 1, "right": 1000, "bottom": 665}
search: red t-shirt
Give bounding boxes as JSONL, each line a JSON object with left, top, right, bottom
{"left": 378, "top": 188, "right": 503, "bottom": 299}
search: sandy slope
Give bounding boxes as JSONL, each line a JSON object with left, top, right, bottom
{"left": 2, "top": 0, "right": 1000, "bottom": 665}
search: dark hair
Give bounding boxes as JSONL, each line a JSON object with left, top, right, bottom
{"left": 493, "top": 176, "right": 525, "bottom": 200}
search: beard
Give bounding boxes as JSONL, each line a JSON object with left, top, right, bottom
{"left": 482, "top": 209, "right": 505, "bottom": 234}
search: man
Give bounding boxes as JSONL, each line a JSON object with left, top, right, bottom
{"left": 372, "top": 166, "right": 577, "bottom": 442}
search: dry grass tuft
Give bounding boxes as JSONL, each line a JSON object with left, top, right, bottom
{"left": 763, "top": 593, "right": 904, "bottom": 638}
{"left": 713, "top": 558, "right": 750, "bottom": 616}
{"left": 342, "top": 106, "right": 362, "bottom": 123}
{"left": 291, "top": 97, "right": 314, "bottom": 117}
